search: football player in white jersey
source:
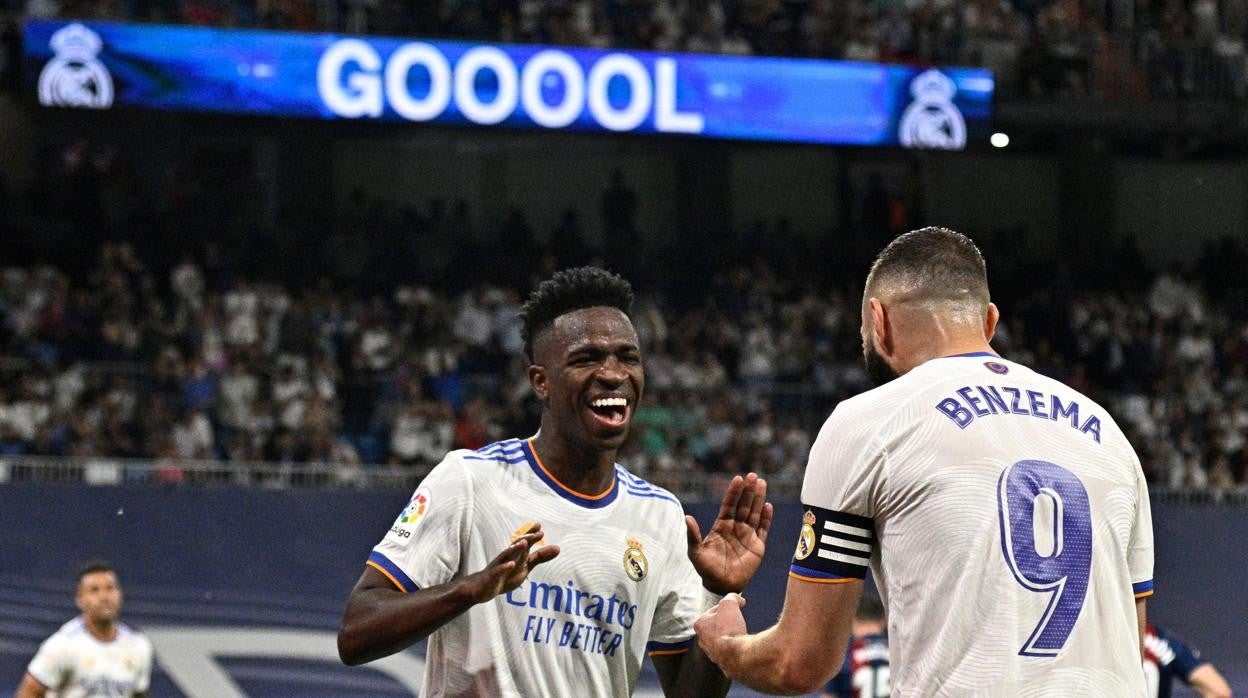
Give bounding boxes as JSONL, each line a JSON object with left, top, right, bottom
{"left": 17, "top": 561, "right": 153, "bottom": 698}
{"left": 696, "top": 227, "right": 1154, "bottom": 696}
{"left": 338, "top": 266, "right": 774, "bottom": 697}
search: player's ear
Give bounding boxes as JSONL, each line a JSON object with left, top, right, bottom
{"left": 984, "top": 302, "right": 1000, "bottom": 343}
{"left": 869, "top": 298, "right": 892, "bottom": 355}
{"left": 529, "top": 364, "right": 549, "bottom": 403}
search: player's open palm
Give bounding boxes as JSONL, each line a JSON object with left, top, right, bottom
{"left": 686, "top": 473, "right": 773, "bottom": 595}
{"left": 468, "top": 523, "right": 561, "bottom": 603}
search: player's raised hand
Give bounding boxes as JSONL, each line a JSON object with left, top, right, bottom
{"left": 465, "top": 522, "right": 561, "bottom": 603}
{"left": 686, "top": 473, "right": 773, "bottom": 595}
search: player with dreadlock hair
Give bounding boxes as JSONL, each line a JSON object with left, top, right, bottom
{"left": 340, "top": 266, "right": 773, "bottom": 698}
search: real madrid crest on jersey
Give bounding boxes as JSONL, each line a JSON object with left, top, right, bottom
{"left": 623, "top": 537, "right": 648, "bottom": 581}
{"left": 795, "top": 510, "right": 817, "bottom": 561}
{"left": 38, "top": 23, "right": 114, "bottom": 109}
{"left": 898, "top": 69, "right": 966, "bottom": 151}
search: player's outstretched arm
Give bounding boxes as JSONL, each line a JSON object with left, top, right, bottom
{"left": 685, "top": 472, "right": 773, "bottom": 594}
{"left": 696, "top": 577, "right": 861, "bottom": 695}
{"left": 337, "top": 526, "right": 560, "bottom": 666}
{"left": 1188, "top": 663, "right": 1234, "bottom": 698}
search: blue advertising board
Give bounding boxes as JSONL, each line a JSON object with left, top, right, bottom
{"left": 24, "top": 20, "right": 993, "bottom": 149}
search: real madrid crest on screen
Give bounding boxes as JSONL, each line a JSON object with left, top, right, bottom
{"left": 623, "top": 537, "right": 648, "bottom": 581}
{"left": 795, "top": 510, "right": 817, "bottom": 561}
{"left": 898, "top": 69, "right": 965, "bottom": 151}
{"left": 38, "top": 23, "right": 114, "bottom": 109}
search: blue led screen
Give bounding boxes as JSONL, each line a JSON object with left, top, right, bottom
{"left": 25, "top": 20, "right": 993, "bottom": 149}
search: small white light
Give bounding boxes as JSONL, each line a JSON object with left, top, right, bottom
{"left": 990, "top": 132, "right": 1010, "bottom": 148}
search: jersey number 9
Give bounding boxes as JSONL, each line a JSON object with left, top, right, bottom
{"left": 996, "top": 459, "right": 1092, "bottom": 656}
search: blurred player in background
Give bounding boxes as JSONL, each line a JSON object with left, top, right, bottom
{"left": 1143, "top": 623, "right": 1233, "bottom": 698}
{"left": 338, "top": 266, "right": 773, "bottom": 697}
{"left": 16, "top": 561, "right": 153, "bottom": 698}
{"left": 821, "top": 593, "right": 889, "bottom": 698}
{"left": 696, "top": 227, "right": 1154, "bottom": 695}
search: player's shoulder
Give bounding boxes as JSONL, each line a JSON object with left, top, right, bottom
{"left": 452, "top": 438, "right": 528, "bottom": 464}
{"left": 48, "top": 616, "right": 88, "bottom": 642}
{"left": 1000, "top": 359, "right": 1135, "bottom": 444}
{"left": 117, "top": 623, "right": 154, "bottom": 651}
{"left": 822, "top": 379, "right": 910, "bottom": 435}
{"left": 442, "top": 438, "right": 532, "bottom": 478}
{"left": 613, "top": 464, "right": 683, "bottom": 510}
{"left": 997, "top": 358, "right": 1099, "bottom": 402}
{"left": 116, "top": 621, "right": 149, "bottom": 640}
{"left": 817, "top": 362, "right": 946, "bottom": 446}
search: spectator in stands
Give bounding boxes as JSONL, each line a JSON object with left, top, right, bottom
{"left": 171, "top": 406, "right": 214, "bottom": 460}
{"left": 389, "top": 393, "right": 453, "bottom": 466}
{"left": 4, "top": 148, "right": 1248, "bottom": 500}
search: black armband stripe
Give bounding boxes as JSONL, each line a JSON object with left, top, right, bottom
{"left": 791, "top": 503, "right": 875, "bottom": 579}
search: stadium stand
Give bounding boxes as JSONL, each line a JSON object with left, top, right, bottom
{"left": 2, "top": 164, "right": 1248, "bottom": 497}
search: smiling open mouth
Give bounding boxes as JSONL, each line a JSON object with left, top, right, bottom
{"left": 589, "top": 396, "right": 629, "bottom": 427}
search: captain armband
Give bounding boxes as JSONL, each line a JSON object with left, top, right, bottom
{"left": 789, "top": 504, "right": 875, "bottom": 582}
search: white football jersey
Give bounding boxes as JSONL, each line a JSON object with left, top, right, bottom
{"left": 370, "top": 438, "right": 704, "bottom": 697}
{"left": 792, "top": 353, "right": 1153, "bottom": 697}
{"left": 26, "top": 617, "right": 153, "bottom": 697}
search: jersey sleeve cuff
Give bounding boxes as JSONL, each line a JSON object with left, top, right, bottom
{"left": 368, "top": 550, "right": 419, "bottom": 593}
{"left": 646, "top": 638, "right": 693, "bottom": 656}
{"left": 1132, "top": 579, "right": 1154, "bottom": 598}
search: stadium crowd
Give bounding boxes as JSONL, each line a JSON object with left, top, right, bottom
{"left": 6, "top": 0, "right": 1247, "bottom": 102}
{"left": 2, "top": 163, "right": 1248, "bottom": 496}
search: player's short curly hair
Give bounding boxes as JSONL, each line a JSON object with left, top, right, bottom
{"left": 520, "top": 266, "right": 634, "bottom": 361}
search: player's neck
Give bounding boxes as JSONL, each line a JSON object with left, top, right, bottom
{"left": 905, "top": 337, "right": 996, "bottom": 373}
{"left": 937, "top": 337, "right": 996, "bottom": 360}
{"left": 83, "top": 616, "right": 119, "bottom": 643}
{"left": 530, "top": 433, "right": 617, "bottom": 495}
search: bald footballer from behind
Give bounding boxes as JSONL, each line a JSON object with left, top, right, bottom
{"left": 696, "top": 227, "right": 1154, "bottom": 696}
